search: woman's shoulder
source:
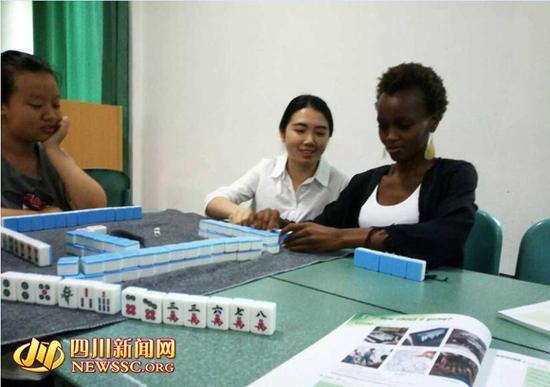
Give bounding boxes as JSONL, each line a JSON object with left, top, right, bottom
{"left": 433, "top": 158, "right": 477, "bottom": 176}
{"left": 428, "top": 158, "right": 478, "bottom": 188}
{"left": 247, "top": 155, "right": 282, "bottom": 173}
{"left": 323, "top": 161, "right": 349, "bottom": 187}
{"left": 436, "top": 158, "right": 475, "bottom": 168}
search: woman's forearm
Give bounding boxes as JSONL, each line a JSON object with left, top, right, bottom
{"left": 44, "top": 147, "right": 107, "bottom": 209}
{"left": 206, "top": 197, "right": 242, "bottom": 219}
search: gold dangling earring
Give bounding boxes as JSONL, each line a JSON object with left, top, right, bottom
{"left": 424, "top": 133, "right": 435, "bottom": 160}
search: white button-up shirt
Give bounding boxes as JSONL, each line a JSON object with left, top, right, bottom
{"left": 205, "top": 154, "right": 349, "bottom": 222}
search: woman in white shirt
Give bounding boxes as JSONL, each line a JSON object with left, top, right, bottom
{"left": 205, "top": 95, "right": 348, "bottom": 229}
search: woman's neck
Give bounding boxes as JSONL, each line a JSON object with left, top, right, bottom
{"left": 286, "top": 158, "right": 319, "bottom": 190}
{"left": 1, "top": 133, "right": 36, "bottom": 158}
{"left": 391, "top": 155, "right": 436, "bottom": 178}
{"left": 1, "top": 135, "right": 40, "bottom": 178}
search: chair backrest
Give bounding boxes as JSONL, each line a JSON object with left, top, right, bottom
{"left": 84, "top": 168, "right": 131, "bottom": 207}
{"left": 463, "top": 210, "right": 503, "bottom": 275}
{"left": 61, "top": 100, "right": 123, "bottom": 170}
{"left": 516, "top": 219, "right": 550, "bottom": 285}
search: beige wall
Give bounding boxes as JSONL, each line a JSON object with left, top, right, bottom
{"left": 1, "top": 1, "right": 33, "bottom": 53}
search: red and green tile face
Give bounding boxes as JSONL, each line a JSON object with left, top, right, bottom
{"left": 207, "top": 297, "right": 231, "bottom": 330}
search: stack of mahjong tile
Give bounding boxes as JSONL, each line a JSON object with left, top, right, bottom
{"left": 199, "top": 219, "right": 280, "bottom": 253}
{"left": 1, "top": 207, "right": 142, "bottom": 267}
{"left": 1, "top": 206, "right": 142, "bottom": 233}
{"left": 65, "top": 229, "right": 140, "bottom": 257}
{"left": 123, "top": 287, "right": 276, "bottom": 335}
{"left": 1, "top": 271, "right": 120, "bottom": 314}
{"left": 353, "top": 247, "right": 426, "bottom": 281}
{"left": 58, "top": 236, "right": 264, "bottom": 282}
{"left": 1, "top": 226, "right": 51, "bottom": 267}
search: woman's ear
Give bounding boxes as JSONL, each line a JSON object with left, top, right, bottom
{"left": 429, "top": 117, "right": 439, "bottom": 133}
{"left": 279, "top": 129, "right": 286, "bottom": 143}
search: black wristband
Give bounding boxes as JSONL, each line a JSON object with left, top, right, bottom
{"left": 279, "top": 218, "right": 293, "bottom": 228}
{"left": 364, "top": 227, "right": 378, "bottom": 248}
{"left": 365, "top": 227, "right": 386, "bottom": 249}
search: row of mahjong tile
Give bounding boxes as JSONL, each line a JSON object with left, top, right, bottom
{"left": 1, "top": 271, "right": 120, "bottom": 314}
{"left": 0, "top": 271, "right": 276, "bottom": 335}
{"left": 122, "top": 287, "right": 276, "bottom": 335}
{"left": 1, "top": 206, "right": 142, "bottom": 233}
{"left": 199, "top": 219, "right": 280, "bottom": 254}
{"left": 57, "top": 236, "right": 265, "bottom": 280}
{"left": 353, "top": 247, "right": 427, "bottom": 281}
{"left": 1, "top": 226, "right": 51, "bottom": 266}
{"left": 66, "top": 230, "right": 140, "bottom": 253}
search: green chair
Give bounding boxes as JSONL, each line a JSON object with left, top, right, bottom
{"left": 84, "top": 168, "right": 131, "bottom": 207}
{"left": 515, "top": 219, "right": 550, "bottom": 285}
{"left": 463, "top": 210, "right": 503, "bottom": 275}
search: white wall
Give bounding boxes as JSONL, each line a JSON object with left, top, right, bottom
{"left": 130, "top": 2, "right": 550, "bottom": 275}
{"left": 1, "top": 0, "right": 34, "bottom": 53}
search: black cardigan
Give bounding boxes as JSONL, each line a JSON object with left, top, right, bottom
{"left": 314, "top": 158, "right": 478, "bottom": 269}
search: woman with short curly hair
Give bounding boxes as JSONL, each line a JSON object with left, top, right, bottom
{"left": 277, "top": 63, "right": 478, "bottom": 269}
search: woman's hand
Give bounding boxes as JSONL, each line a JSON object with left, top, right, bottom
{"left": 280, "top": 222, "right": 343, "bottom": 252}
{"left": 228, "top": 206, "right": 253, "bottom": 225}
{"left": 40, "top": 205, "right": 63, "bottom": 214}
{"left": 1, "top": 206, "right": 62, "bottom": 216}
{"left": 240, "top": 208, "right": 281, "bottom": 230}
{"left": 42, "top": 116, "right": 70, "bottom": 150}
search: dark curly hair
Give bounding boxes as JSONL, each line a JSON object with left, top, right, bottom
{"left": 376, "top": 63, "right": 448, "bottom": 122}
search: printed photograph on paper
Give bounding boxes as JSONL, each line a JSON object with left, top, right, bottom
{"left": 444, "top": 329, "right": 487, "bottom": 363}
{"left": 402, "top": 327, "right": 448, "bottom": 347}
{"left": 341, "top": 345, "right": 393, "bottom": 369}
{"left": 382, "top": 349, "right": 437, "bottom": 375}
{"left": 364, "top": 326, "right": 409, "bottom": 345}
{"left": 429, "top": 352, "right": 479, "bottom": 387}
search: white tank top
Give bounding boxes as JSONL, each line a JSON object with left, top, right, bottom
{"left": 358, "top": 184, "right": 421, "bottom": 228}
